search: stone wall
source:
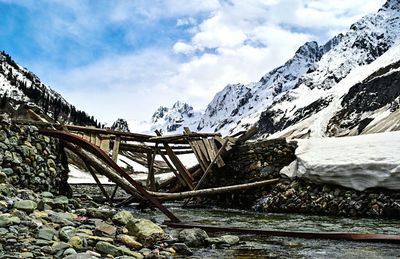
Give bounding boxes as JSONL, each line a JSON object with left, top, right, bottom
{"left": 0, "top": 114, "right": 69, "bottom": 195}
{"left": 203, "top": 138, "right": 297, "bottom": 208}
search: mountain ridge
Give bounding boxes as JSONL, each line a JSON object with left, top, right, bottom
{"left": 140, "top": 0, "right": 400, "bottom": 138}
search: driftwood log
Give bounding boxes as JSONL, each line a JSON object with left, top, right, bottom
{"left": 148, "top": 178, "right": 279, "bottom": 200}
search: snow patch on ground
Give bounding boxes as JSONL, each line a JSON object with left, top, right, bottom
{"left": 281, "top": 131, "right": 400, "bottom": 191}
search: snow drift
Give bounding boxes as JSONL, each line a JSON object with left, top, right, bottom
{"left": 281, "top": 131, "right": 400, "bottom": 191}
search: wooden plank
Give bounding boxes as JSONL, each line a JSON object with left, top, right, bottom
{"left": 100, "top": 136, "right": 110, "bottom": 153}
{"left": 112, "top": 135, "right": 121, "bottom": 162}
{"left": 215, "top": 136, "right": 233, "bottom": 151}
{"left": 209, "top": 139, "right": 225, "bottom": 167}
{"left": 155, "top": 147, "right": 186, "bottom": 187}
{"left": 183, "top": 138, "right": 229, "bottom": 206}
{"left": 191, "top": 140, "right": 209, "bottom": 172}
{"left": 155, "top": 130, "right": 194, "bottom": 190}
{"left": 183, "top": 128, "right": 208, "bottom": 173}
{"left": 203, "top": 139, "right": 215, "bottom": 162}
{"left": 95, "top": 135, "right": 101, "bottom": 146}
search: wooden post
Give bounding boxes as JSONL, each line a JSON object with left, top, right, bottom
{"left": 147, "top": 144, "right": 158, "bottom": 191}
{"left": 100, "top": 135, "right": 110, "bottom": 153}
{"left": 112, "top": 135, "right": 121, "bottom": 162}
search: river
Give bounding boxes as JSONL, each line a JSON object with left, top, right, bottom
{"left": 129, "top": 203, "right": 400, "bottom": 258}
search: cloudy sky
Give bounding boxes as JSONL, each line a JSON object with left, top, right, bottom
{"left": 0, "top": 0, "right": 385, "bottom": 124}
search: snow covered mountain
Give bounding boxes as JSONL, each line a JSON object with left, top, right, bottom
{"left": 0, "top": 51, "right": 98, "bottom": 126}
{"left": 147, "top": 101, "right": 201, "bottom": 133}
{"left": 146, "top": 0, "right": 400, "bottom": 138}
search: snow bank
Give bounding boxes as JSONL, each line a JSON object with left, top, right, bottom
{"left": 281, "top": 131, "right": 400, "bottom": 191}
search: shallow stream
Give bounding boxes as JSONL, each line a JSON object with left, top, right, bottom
{"left": 130, "top": 204, "right": 400, "bottom": 258}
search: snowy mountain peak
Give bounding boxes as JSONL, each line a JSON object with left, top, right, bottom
{"left": 171, "top": 101, "right": 194, "bottom": 116}
{"left": 151, "top": 106, "right": 169, "bottom": 123}
{"left": 149, "top": 101, "right": 199, "bottom": 133}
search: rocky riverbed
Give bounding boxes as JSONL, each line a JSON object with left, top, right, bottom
{"left": 0, "top": 174, "right": 241, "bottom": 258}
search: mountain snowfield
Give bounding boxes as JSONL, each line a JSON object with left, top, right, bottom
{"left": 139, "top": 0, "right": 400, "bottom": 138}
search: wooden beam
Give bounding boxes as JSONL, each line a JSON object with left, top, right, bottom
{"left": 183, "top": 128, "right": 207, "bottom": 173}
{"left": 156, "top": 130, "right": 194, "bottom": 190}
{"left": 149, "top": 178, "right": 279, "bottom": 200}
{"left": 100, "top": 135, "right": 110, "bottom": 153}
{"left": 82, "top": 157, "right": 113, "bottom": 205}
{"left": 194, "top": 138, "right": 229, "bottom": 191}
{"left": 112, "top": 135, "right": 121, "bottom": 162}
{"left": 209, "top": 139, "right": 225, "bottom": 167}
{"left": 147, "top": 144, "right": 158, "bottom": 191}
{"left": 155, "top": 147, "right": 186, "bottom": 187}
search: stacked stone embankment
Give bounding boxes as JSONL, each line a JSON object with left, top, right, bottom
{"left": 0, "top": 114, "right": 69, "bottom": 195}
{"left": 206, "top": 138, "right": 400, "bottom": 218}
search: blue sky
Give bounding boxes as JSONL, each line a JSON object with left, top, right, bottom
{"left": 0, "top": 0, "right": 385, "bottom": 124}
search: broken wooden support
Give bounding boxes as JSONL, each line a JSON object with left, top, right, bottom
{"left": 156, "top": 130, "right": 195, "bottom": 190}
{"left": 183, "top": 138, "right": 229, "bottom": 206}
{"left": 194, "top": 138, "right": 229, "bottom": 191}
{"left": 155, "top": 147, "right": 186, "bottom": 187}
{"left": 236, "top": 124, "right": 258, "bottom": 144}
{"left": 147, "top": 143, "right": 158, "bottom": 191}
{"left": 40, "top": 128, "right": 180, "bottom": 222}
{"left": 81, "top": 157, "right": 113, "bottom": 205}
{"left": 65, "top": 143, "right": 144, "bottom": 202}
{"left": 149, "top": 178, "right": 279, "bottom": 200}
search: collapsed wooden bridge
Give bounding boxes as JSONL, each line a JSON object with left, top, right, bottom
{"left": 12, "top": 115, "right": 400, "bottom": 244}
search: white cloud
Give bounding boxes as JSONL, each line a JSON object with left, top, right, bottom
{"left": 22, "top": 0, "right": 386, "bottom": 124}
{"left": 173, "top": 42, "right": 195, "bottom": 54}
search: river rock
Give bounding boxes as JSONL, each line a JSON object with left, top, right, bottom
{"left": 64, "top": 252, "right": 99, "bottom": 259}
{"left": 69, "top": 236, "right": 83, "bottom": 249}
{"left": 95, "top": 220, "right": 116, "bottom": 237}
{"left": 53, "top": 196, "right": 69, "bottom": 209}
{"left": 95, "top": 241, "right": 123, "bottom": 256}
{"left": 87, "top": 208, "right": 115, "bottom": 220}
{"left": 113, "top": 210, "right": 136, "bottom": 226}
{"left": 0, "top": 171, "right": 7, "bottom": 183}
{"left": 117, "top": 234, "right": 142, "bottom": 249}
{"left": 172, "top": 243, "right": 193, "bottom": 256}
{"left": 206, "top": 235, "right": 240, "bottom": 246}
{"left": 37, "top": 225, "right": 57, "bottom": 241}
{"left": 178, "top": 228, "right": 209, "bottom": 247}
{"left": 51, "top": 241, "right": 71, "bottom": 255}
{"left": 126, "top": 218, "right": 165, "bottom": 245}
{"left": 59, "top": 226, "right": 77, "bottom": 242}
{"left": 63, "top": 248, "right": 77, "bottom": 256}
{"left": 0, "top": 214, "right": 20, "bottom": 227}
{"left": 13, "top": 200, "right": 37, "bottom": 213}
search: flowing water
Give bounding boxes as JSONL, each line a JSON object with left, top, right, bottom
{"left": 130, "top": 204, "right": 400, "bottom": 258}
